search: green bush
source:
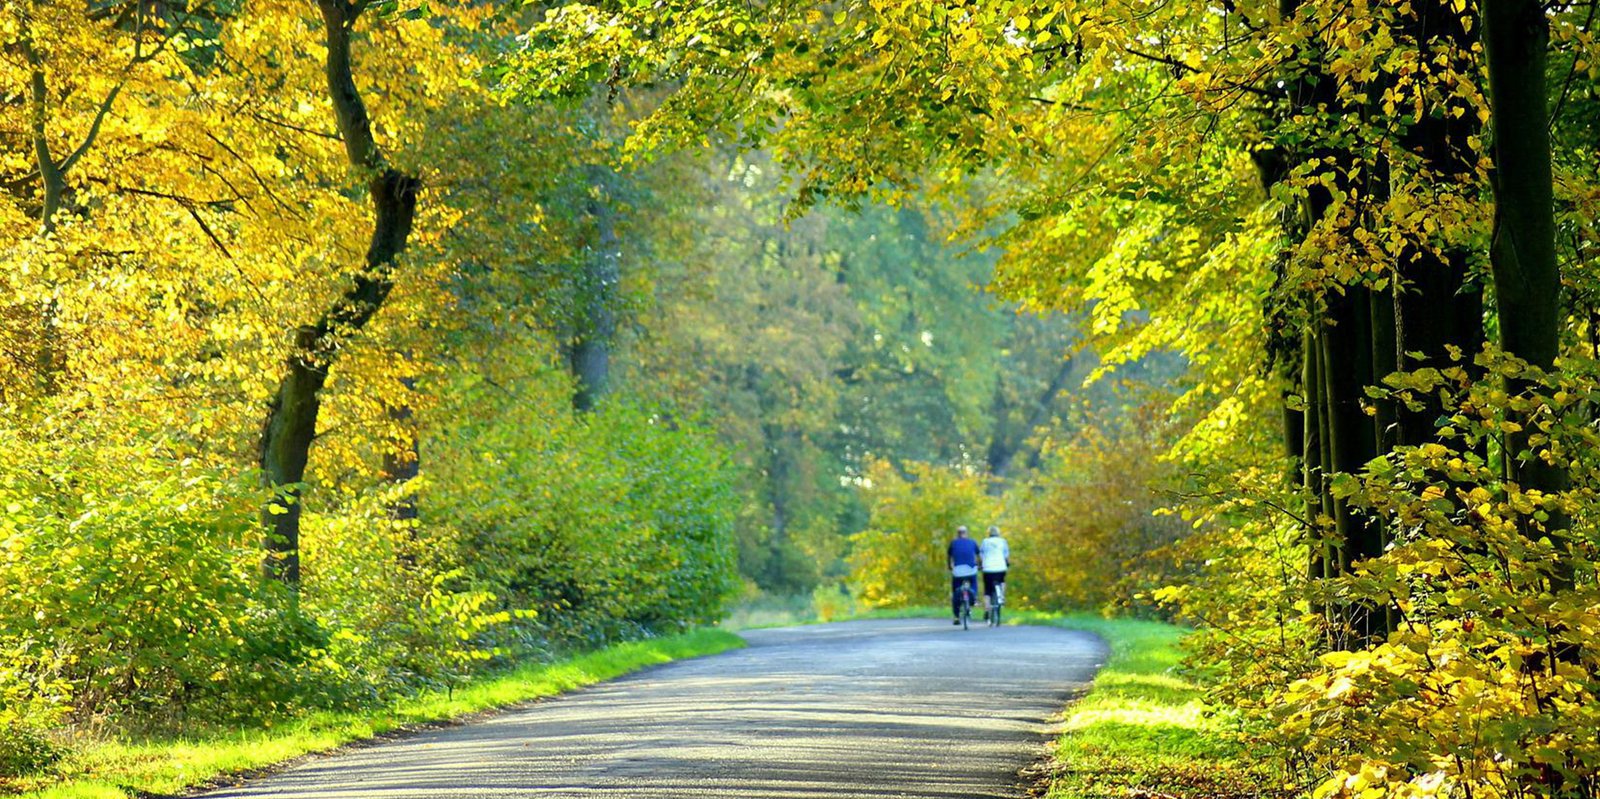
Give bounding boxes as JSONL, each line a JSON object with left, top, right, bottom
{"left": 0, "top": 357, "right": 742, "bottom": 737}
{"left": 0, "top": 416, "right": 562, "bottom": 725}
{"left": 0, "top": 434, "right": 264, "bottom": 723}
{"left": 426, "top": 362, "right": 740, "bottom": 650}
{"left": 299, "top": 483, "right": 512, "bottom": 704}
{"left": 0, "top": 723, "right": 60, "bottom": 779}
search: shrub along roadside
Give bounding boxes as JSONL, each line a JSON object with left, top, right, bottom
{"left": 10, "top": 630, "right": 744, "bottom": 799}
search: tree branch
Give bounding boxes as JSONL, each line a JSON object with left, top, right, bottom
{"left": 1120, "top": 45, "right": 1278, "bottom": 100}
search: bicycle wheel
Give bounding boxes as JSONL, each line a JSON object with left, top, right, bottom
{"left": 960, "top": 593, "right": 971, "bottom": 630}
{"left": 991, "top": 603, "right": 1001, "bottom": 626}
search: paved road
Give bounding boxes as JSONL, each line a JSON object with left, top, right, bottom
{"left": 199, "top": 619, "right": 1106, "bottom": 799}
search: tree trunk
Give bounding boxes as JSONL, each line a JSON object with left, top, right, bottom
{"left": 1482, "top": 0, "right": 1572, "bottom": 611}
{"left": 1483, "top": 0, "right": 1560, "bottom": 374}
{"left": 752, "top": 366, "right": 803, "bottom": 586}
{"left": 1369, "top": 286, "right": 1397, "bottom": 451}
{"left": 987, "top": 352, "right": 1074, "bottom": 487}
{"left": 983, "top": 373, "right": 1012, "bottom": 483}
{"left": 1393, "top": 258, "right": 1484, "bottom": 445}
{"left": 20, "top": 29, "right": 69, "bottom": 397}
{"left": 1303, "top": 330, "right": 1327, "bottom": 582}
{"left": 1393, "top": 0, "right": 1486, "bottom": 447}
{"left": 260, "top": 0, "right": 421, "bottom": 586}
{"left": 27, "top": 66, "right": 66, "bottom": 234}
{"left": 381, "top": 375, "right": 419, "bottom": 524}
{"left": 1320, "top": 288, "right": 1389, "bottom": 643}
{"left": 569, "top": 174, "right": 620, "bottom": 412}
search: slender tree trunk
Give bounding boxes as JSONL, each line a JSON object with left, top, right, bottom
{"left": 20, "top": 31, "right": 68, "bottom": 397}
{"left": 984, "top": 373, "right": 1011, "bottom": 486}
{"left": 260, "top": 0, "right": 421, "bottom": 586}
{"left": 1303, "top": 330, "right": 1327, "bottom": 582}
{"left": 1370, "top": 286, "right": 1397, "bottom": 451}
{"left": 27, "top": 67, "right": 65, "bottom": 234}
{"left": 1283, "top": 334, "right": 1306, "bottom": 483}
{"left": 381, "top": 375, "right": 419, "bottom": 524}
{"left": 751, "top": 366, "right": 802, "bottom": 584}
{"left": 1321, "top": 288, "right": 1387, "bottom": 643}
{"left": 1368, "top": 286, "right": 1401, "bottom": 636}
{"left": 762, "top": 420, "right": 793, "bottom": 546}
{"left": 569, "top": 175, "right": 620, "bottom": 412}
{"left": 987, "top": 353, "right": 1074, "bottom": 487}
{"left": 1319, "top": 290, "right": 1380, "bottom": 558}
{"left": 13, "top": 7, "right": 144, "bottom": 401}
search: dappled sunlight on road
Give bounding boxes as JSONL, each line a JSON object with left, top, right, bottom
{"left": 201, "top": 619, "right": 1104, "bottom": 799}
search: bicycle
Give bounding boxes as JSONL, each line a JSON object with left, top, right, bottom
{"left": 988, "top": 581, "right": 1005, "bottom": 627}
{"left": 957, "top": 580, "right": 975, "bottom": 630}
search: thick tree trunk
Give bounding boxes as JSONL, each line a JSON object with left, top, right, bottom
{"left": 260, "top": 0, "right": 421, "bottom": 586}
{"left": 260, "top": 330, "right": 324, "bottom": 585}
{"left": 1482, "top": 0, "right": 1571, "bottom": 608}
{"left": 1393, "top": 0, "right": 1486, "bottom": 447}
{"left": 1393, "top": 258, "right": 1484, "bottom": 445}
{"left": 1483, "top": 0, "right": 1560, "bottom": 374}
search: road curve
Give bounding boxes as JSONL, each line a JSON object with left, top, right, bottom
{"left": 198, "top": 619, "right": 1107, "bottom": 799}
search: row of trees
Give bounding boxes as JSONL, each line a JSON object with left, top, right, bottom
{"left": 628, "top": 162, "right": 1122, "bottom": 592}
{"left": 0, "top": 0, "right": 758, "bottom": 763}
{"left": 2, "top": 1, "right": 1119, "bottom": 777}
{"left": 511, "top": 1, "right": 1600, "bottom": 796}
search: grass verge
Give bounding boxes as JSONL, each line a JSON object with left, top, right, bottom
{"left": 14, "top": 629, "right": 744, "bottom": 799}
{"left": 1009, "top": 610, "right": 1272, "bottom": 799}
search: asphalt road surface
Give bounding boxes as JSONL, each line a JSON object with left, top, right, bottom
{"left": 199, "top": 619, "right": 1107, "bottom": 799}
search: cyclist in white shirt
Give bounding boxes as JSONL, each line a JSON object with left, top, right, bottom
{"left": 979, "top": 526, "right": 1010, "bottom": 620}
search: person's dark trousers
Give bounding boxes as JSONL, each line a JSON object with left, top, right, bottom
{"left": 950, "top": 574, "right": 977, "bottom": 617}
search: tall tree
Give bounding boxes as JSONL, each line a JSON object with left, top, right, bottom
{"left": 567, "top": 168, "right": 623, "bottom": 412}
{"left": 1481, "top": 0, "right": 1571, "bottom": 599}
{"left": 259, "top": 0, "right": 421, "bottom": 586}
{"left": 1483, "top": 0, "right": 1561, "bottom": 377}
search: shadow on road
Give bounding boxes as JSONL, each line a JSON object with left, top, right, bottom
{"left": 201, "top": 619, "right": 1106, "bottom": 799}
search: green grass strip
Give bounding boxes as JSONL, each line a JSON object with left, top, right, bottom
{"left": 1007, "top": 610, "right": 1269, "bottom": 799}
{"left": 16, "top": 629, "right": 744, "bottom": 799}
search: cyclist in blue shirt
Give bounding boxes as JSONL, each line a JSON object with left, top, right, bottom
{"left": 947, "top": 525, "right": 980, "bottom": 625}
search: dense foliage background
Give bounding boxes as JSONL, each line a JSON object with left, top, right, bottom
{"left": 0, "top": 0, "right": 1142, "bottom": 786}
{"left": 509, "top": 1, "right": 1600, "bottom": 798}
{"left": 11, "top": 2, "right": 1600, "bottom": 799}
